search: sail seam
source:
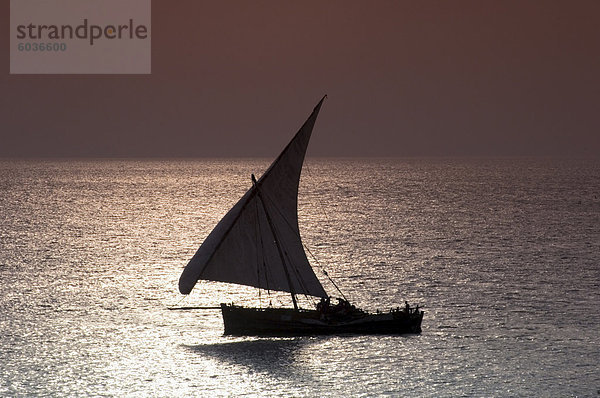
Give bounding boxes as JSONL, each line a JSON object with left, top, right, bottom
{"left": 260, "top": 188, "right": 326, "bottom": 295}
{"left": 192, "top": 188, "right": 259, "bottom": 283}
{"left": 260, "top": 188, "right": 324, "bottom": 298}
{"left": 255, "top": 186, "right": 299, "bottom": 309}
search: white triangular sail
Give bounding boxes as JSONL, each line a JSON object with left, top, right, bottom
{"left": 179, "top": 97, "right": 328, "bottom": 298}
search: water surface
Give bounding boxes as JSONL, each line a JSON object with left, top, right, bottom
{"left": 1, "top": 158, "right": 598, "bottom": 396}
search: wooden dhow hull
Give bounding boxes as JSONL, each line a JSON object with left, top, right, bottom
{"left": 221, "top": 304, "right": 423, "bottom": 336}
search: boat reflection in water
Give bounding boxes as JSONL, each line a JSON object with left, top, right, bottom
{"left": 177, "top": 96, "right": 423, "bottom": 336}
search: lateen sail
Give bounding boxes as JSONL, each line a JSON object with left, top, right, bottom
{"left": 179, "top": 96, "right": 328, "bottom": 298}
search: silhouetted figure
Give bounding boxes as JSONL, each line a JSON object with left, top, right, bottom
{"left": 317, "top": 297, "right": 326, "bottom": 312}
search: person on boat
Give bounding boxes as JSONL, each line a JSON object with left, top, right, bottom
{"left": 332, "top": 297, "right": 354, "bottom": 315}
{"left": 317, "top": 297, "right": 326, "bottom": 312}
{"left": 317, "top": 297, "right": 332, "bottom": 313}
{"left": 405, "top": 301, "right": 410, "bottom": 313}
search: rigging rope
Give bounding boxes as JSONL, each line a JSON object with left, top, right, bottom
{"left": 303, "top": 161, "right": 331, "bottom": 225}
{"left": 302, "top": 161, "right": 347, "bottom": 299}
{"left": 302, "top": 243, "right": 347, "bottom": 301}
{"left": 261, "top": 185, "right": 348, "bottom": 301}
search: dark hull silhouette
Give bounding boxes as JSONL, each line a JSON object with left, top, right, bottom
{"left": 221, "top": 304, "right": 423, "bottom": 336}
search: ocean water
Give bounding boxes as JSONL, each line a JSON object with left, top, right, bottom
{"left": 0, "top": 158, "right": 598, "bottom": 397}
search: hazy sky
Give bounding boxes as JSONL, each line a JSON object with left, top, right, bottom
{"left": 1, "top": 1, "right": 599, "bottom": 157}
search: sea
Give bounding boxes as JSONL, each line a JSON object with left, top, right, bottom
{"left": 0, "top": 158, "right": 598, "bottom": 397}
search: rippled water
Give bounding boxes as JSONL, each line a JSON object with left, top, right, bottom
{"left": 1, "top": 158, "right": 598, "bottom": 397}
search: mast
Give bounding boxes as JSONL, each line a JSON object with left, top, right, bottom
{"left": 252, "top": 174, "right": 299, "bottom": 310}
